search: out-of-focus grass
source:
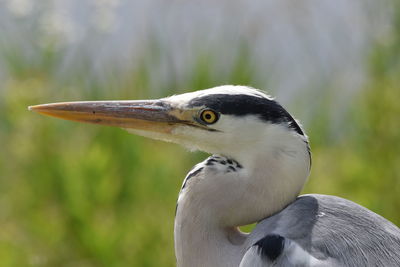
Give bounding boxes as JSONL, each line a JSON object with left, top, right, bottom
{"left": 303, "top": 6, "right": 400, "bottom": 225}
{"left": 1, "top": 8, "right": 400, "bottom": 267}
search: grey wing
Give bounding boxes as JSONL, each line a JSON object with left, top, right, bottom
{"left": 240, "top": 194, "right": 400, "bottom": 267}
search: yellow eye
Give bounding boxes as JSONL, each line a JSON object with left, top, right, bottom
{"left": 200, "top": 109, "right": 219, "bottom": 124}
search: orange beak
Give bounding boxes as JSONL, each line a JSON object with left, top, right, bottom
{"left": 28, "top": 100, "right": 187, "bottom": 133}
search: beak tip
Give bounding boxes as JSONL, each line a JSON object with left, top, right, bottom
{"left": 28, "top": 105, "right": 40, "bottom": 112}
{"left": 29, "top": 104, "right": 47, "bottom": 114}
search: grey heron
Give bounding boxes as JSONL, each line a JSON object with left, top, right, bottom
{"left": 29, "top": 85, "right": 400, "bottom": 266}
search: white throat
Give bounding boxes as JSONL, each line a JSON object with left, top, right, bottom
{"left": 174, "top": 124, "right": 310, "bottom": 267}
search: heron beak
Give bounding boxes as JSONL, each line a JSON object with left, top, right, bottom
{"left": 28, "top": 100, "right": 188, "bottom": 133}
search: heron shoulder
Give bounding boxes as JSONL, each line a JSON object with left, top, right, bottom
{"left": 240, "top": 234, "right": 325, "bottom": 267}
{"left": 243, "top": 194, "right": 400, "bottom": 266}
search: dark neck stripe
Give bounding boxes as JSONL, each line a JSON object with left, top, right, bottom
{"left": 188, "top": 94, "right": 304, "bottom": 136}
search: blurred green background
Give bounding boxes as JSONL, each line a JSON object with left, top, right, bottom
{"left": 0, "top": 1, "right": 399, "bottom": 266}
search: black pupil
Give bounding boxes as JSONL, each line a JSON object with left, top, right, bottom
{"left": 205, "top": 113, "right": 212, "bottom": 120}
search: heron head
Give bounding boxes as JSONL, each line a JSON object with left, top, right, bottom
{"left": 29, "top": 85, "right": 308, "bottom": 164}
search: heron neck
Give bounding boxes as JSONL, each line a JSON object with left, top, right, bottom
{"left": 174, "top": 130, "right": 310, "bottom": 266}
{"left": 174, "top": 195, "right": 246, "bottom": 267}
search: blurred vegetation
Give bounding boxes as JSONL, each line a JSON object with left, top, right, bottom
{"left": 304, "top": 2, "right": 400, "bottom": 222}
{"left": 0, "top": 3, "right": 400, "bottom": 267}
